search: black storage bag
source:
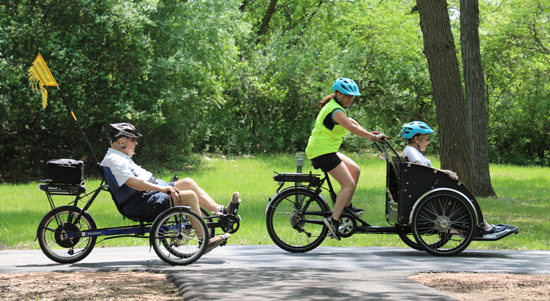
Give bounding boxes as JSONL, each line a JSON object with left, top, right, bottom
{"left": 45, "top": 159, "right": 85, "bottom": 184}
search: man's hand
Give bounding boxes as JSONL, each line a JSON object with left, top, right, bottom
{"left": 163, "top": 186, "right": 180, "bottom": 195}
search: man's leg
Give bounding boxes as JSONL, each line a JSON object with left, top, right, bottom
{"left": 174, "top": 178, "right": 219, "bottom": 212}
{"left": 170, "top": 189, "right": 230, "bottom": 253}
{"left": 170, "top": 190, "right": 205, "bottom": 238}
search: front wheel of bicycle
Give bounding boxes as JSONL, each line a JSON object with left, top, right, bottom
{"left": 150, "top": 206, "right": 208, "bottom": 265}
{"left": 37, "top": 205, "right": 97, "bottom": 264}
{"left": 266, "top": 188, "right": 330, "bottom": 253}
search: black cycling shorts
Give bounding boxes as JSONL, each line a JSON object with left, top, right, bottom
{"left": 310, "top": 152, "right": 342, "bottom": 172}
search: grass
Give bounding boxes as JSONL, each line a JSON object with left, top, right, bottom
{"left": 1, "top": 153, "right": 549, "bottom": 251}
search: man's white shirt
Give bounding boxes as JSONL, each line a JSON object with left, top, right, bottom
{"left": 100, "top": 148, "right": 153, "bottom": 188}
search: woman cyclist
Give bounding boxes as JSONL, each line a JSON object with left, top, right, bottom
{"left": 305, "top": 78, "right": 387, "bottom": 241}
{"left": 401, "top": 121, "right": 508, "bottom": 238}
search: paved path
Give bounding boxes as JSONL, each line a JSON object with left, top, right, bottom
{"left": 2, "top": 245, "right": 550, "bottom": 300}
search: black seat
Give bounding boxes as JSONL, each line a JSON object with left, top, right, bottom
{"left": 101, "top": 166, "right": 156, "bottom": 223}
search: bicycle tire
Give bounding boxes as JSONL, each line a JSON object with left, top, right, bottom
{"left": 150, "top": 206, "right": 208, "bottom": 265}
{"left": 412, "top": 191, "right": 475, "bottom": 256}
{"left": 266, "top": 188, "right": 329, "bottom": 253}
{"left": 398, "top": 229, "right": 424, "bottom": 251}
{"left": 37, "top": 206, "right": 97, "bottom": 264}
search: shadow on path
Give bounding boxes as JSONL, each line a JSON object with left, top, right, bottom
{"left": 171, "top": 268, "right": 456, "bottom": 301}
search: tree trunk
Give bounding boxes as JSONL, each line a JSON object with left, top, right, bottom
{"left": 416, "top": 0, "right": 476, "bottom": 194}
{"left": 257, "top": 0, "right": 278, "bottom": 37}
{"left": 460, "top": 0, "right": 497, "bottom": 198}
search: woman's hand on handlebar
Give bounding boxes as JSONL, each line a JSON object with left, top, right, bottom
{"left": 371, "top": 132, "right": 388, "bottom": 143}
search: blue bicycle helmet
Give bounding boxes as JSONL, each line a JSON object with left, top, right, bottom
{"left": 401, "top": 121, "right": 434, "bottom": 139}
{"left": 332, "top": 78, "right": 361, "bottom": 96}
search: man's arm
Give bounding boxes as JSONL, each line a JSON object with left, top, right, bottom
{"left": 125, "top": 176, "right": 179, "bottom": 195}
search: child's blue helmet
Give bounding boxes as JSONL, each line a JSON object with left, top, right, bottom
{"left": 401, "top": 121, "right": 434, "bottom": 139}
{"left": 332, "top": 78, "right": 361, "bottom": 96}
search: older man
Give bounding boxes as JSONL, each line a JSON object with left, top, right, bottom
{"left": 101, "top": 123, "right": 241, "bottom": 253}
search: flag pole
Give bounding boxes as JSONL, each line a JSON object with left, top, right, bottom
{"left": 55, "top": 86, "right": 99, "bottom": 165}
{"left": 28, "top": 53, "right": 99, "bottom": 165}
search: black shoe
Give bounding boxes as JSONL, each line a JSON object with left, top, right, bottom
{"left": 323, "top": 217, "right": 341, "bottom": 241}
{"left": 347, "top": 204, "right": 365, "bottom": 216}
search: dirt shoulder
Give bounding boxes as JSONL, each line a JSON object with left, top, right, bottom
{"left": 0, "top": 271, "right": 180, "bottom": 301}
{"left": 410, "top": 272, "right": 550, "bottom": 301}
{"left": 2, "top": 271, "right": 550, "bottom": 300}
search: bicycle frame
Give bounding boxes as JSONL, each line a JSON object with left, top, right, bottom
{"left": 271, "top": 157, "right": 411, "bottom": 236}
{"left": 38, "top": 180, "right": 156, "bottom": 242}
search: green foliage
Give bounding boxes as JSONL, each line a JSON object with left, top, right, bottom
{"left": 1, "top": 0, "right": 549, "bottom": 182}
{"left": 480, "top": 0, "right": 550, "bottom": 166}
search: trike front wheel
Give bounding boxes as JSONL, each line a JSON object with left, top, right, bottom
{"left": 266, "top": 188, "right": 330, "bottom": 253}
{"left": 150, "top": 206, "right": 208, "bottom": 265}
{"left": 37, "top": 206, "right": 97, "bottom": 264}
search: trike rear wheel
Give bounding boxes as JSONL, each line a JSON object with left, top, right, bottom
{"left": 150, "top": 206, "right": 208, "bottom": 265}
{"left": 266, "top": 188, "right": 329, "bottom": 253}
{"left": 412, "top": 191, "right": 475, "bottom": 256}
{"left": 398, "top": 225, "right": 451, "bottom": 251}
{"left": 37, "top": 206, "right": 97, "bottom": 264}
{"left": 398, "top": 229, "right": 424, "bottom": 251}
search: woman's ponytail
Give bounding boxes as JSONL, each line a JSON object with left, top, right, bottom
{"left": 318, "top": 94, "right": 335, "bottom": 108}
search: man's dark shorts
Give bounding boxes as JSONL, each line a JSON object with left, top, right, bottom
{"left": 122, "top": 180, "right": 173, "bottom": 218}
{"left": 310, "top": 152, "right": 342, "bottom": 172}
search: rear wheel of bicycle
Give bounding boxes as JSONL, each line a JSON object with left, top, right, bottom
{"left": 412, "top": 191, "right": 475, "bottom": 256}
{"left": 37, "top": 206, "right": 97, "bottom": 264}
{"left": 150, "top": 206, "right": 208, "bottom": 265}
{"left": 266, "top": 188, "right": 329, "bottom": 253}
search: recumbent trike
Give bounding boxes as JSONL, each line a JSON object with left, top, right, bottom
{"left": 265, "top": 138, "right": 518, "bottom": 256}
{"left": 36, "top": 161, "right": 241, "bottom": 265}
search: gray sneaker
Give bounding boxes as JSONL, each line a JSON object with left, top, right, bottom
{"left": 323, "top": 217, "right": 341, "bottom": 241}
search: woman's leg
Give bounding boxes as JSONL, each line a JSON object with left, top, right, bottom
{"left": 337, "top": 153, "right": 361, "bottom": 206}
{"left": 328, "top": 162, "right": 356, "bottom": 220}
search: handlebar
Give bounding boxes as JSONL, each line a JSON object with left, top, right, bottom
{"left": 371, "top": 132, "right": 402, "bottom": 165}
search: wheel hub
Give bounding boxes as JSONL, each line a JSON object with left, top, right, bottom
{"left": 434, "top": 215, "right": 451, "bottom": 232}
{"left": 290, "top": 211, "right": 305, "bottom": 230}
{"left": 54, "top": 222, "right": 80, "bottom": 248}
